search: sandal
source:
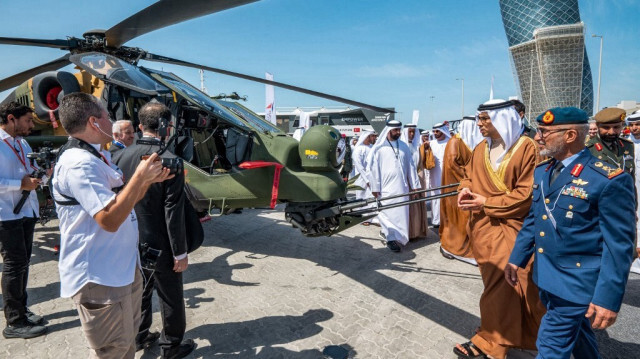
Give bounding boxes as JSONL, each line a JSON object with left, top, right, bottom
{"left": 453, "top": 341, "right": 487, "bottom": 359}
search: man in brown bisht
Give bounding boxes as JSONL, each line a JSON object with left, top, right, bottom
{"left": 453, "top": 99, "right": 545, "bottom": 359}
{"left": 401, "top": 124, "right": 428, "bottom": 239}
{"left": 439, "top": 116, "right": 482, "bottom": 266}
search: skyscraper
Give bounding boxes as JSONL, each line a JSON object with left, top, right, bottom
{"left": 499, "top": 0, "right": 594, "bottom": 118}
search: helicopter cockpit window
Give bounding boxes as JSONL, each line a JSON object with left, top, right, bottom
{"left": 146, "top": 69, "right": 249, "bottom": 131}
{"left": 69, "top": 53, "right": 169, "bottom": 95}
{"left": 218, "top": 101, "right": 282, "bottom": 133}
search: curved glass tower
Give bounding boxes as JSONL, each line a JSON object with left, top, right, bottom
{"left": 499, "top": 0, "right": 594, "bottom": 117}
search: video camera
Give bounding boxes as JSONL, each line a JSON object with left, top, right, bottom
{"left": 141, "top": 154, "right": 184, "bottom": 176}
{"left": 27, "top": 142, "right": 59, "bottom": 169}
{"left": 13, "top": 142, "right": 58, "bottom": 215}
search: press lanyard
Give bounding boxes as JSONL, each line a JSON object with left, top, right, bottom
{"left": 2, "top": 138, "right": 30, "bottom": 172}
{"left": 540, "top": 181, "right": 566, "bottom": 230}
{"left": 386, "top": 139, "right": 399, "bottom": 160}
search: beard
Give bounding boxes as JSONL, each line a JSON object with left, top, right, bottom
{"left": 600, "top": 134, "right": 619, "bottom": 143}
{"left": 539, "top": 140, "right": 564, "bottom": 158}
{"left": 389, "top": 132, "right": 401, "bottom": 141}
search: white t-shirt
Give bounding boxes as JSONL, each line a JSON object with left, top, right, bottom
{"left": 0, "top": 128, "right": 39, "bottom": 221}
{"left": 52, "top": 147, "right": 139, "bottom": 298}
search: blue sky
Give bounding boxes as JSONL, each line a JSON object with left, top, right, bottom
{"left": 1, "top": 0, "right": 638, "bottom": 129}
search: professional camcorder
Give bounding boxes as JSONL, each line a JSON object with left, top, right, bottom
{"left": 13, "top": 142, "right": 58, "bottom": 215}
{"left": 27, "top": 143, "right": 59, "bottom": 167}
{"left": 141, "top": 154, "right": 184, "bottom": 175}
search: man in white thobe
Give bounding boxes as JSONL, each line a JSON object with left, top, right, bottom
{"left": 401, "top": 124, "right": 422, "bottom": 168}
{"left": 352, "top": 131, "right": 379, "bottom": 225}
{"left": 368, "top": 120, "right": 421, "bottom": 252}
{"left": 626, "top": 111, "right": 640, "bottom": 274}
{"left": 352, "top": 131, "right": 375, "bottom": 200}
{"left": 349, "top": 136, "right": 359, "bottom": 179}
{"left": 424, "top": 122, "right": 451, "bottom": 227}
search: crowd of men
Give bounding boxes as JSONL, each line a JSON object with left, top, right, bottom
{"left": 1, "top": 93, "right": 639, "bottom": 358}
{"left": 347, "top": 99, "right": 639, "bottom": 358}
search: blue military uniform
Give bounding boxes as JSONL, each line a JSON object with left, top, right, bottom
{"left": 509, "top": 107, "right": 636, "bottom": 359}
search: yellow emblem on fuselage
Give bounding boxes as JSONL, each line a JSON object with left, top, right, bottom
{"left": 305, "top": 149, "right": 319, "bottom": 156}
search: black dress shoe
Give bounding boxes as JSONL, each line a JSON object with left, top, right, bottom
{"left": 3, "top": 323, "right": 47, "bottom": 339}
{"left": 386, "top": 240, "right": 401, "bottom": 252}
{"left": 25, "top": 308, "right": 44, "bottom": 325}
{"left": 162, "top": 338, "right": 196, "bottom": 359}
{"left": 136, "top": 331, "right": 161, "bottom": 351}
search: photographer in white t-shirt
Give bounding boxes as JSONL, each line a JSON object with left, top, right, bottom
{"left": 52, "top": 93, "right": 173, "bottom": 358}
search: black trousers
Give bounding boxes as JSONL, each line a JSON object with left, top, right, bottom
{"left": 0, "top": 217, "right": 37, "bottom": 325}
{"left": 137, "top": 266, "right": 186, "bottom": 350}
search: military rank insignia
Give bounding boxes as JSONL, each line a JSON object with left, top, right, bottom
{"left": 608, "top": 168, "right": 624, "bottom": 179}
{"left": 570, "top": 164, "right": 584, "bottom": 177}
{"left": 572, "top": 179, "right": 588, "bottom": 186}
{"left": 561, "top": 185, "right": 588, "bottom": 199}
{"left": 595, "top": 143, "right": 603, "bottom": 151}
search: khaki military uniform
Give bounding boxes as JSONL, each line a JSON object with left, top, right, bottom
{"left": 588, "top": 107, "right": 635, "bottom": 179}
{"left": 586, "top": 136, "right": 635, "bottom": 178}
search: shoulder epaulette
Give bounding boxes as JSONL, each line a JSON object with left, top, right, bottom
{"left": 607, "top": 167, "right": 625, "bottom": 179}
{"left": 589, "top": 160, "right": 619, "bottom": 179}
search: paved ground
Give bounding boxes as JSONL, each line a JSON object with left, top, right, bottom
{"left": 1, "top": 207, "right": 639, "bottom": 358}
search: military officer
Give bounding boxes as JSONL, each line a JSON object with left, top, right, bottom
{"left": 586, "top": 107, "right": 635, "bottom": 178}
{"left": 505, "top": 107, "right": 635, "bottom": 359}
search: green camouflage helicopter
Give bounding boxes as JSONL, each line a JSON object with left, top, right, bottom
{"left": 0, "top": 0, "right": 409, "bottom": 236}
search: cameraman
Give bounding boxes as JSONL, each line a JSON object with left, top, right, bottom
{"left": 52, "top": 93, "right": 172, "bottom": 358}
{"left": 0, "top": 102, "right": 46, "bottom": 339}
{"left": 114, "top": 102, "right": 195, "bottom": 359}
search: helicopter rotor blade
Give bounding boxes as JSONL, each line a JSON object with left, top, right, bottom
{"left": 0, "top": 37, "right": 75, "bottom": 50}
{"left": 143, "top": 53, "right": 394, "bottom": 114}
{"left": 105, "top": 0, "right": 259, "bottom": 48}
{"left": 0, "top": 54, "right": 71, "bottom": 92}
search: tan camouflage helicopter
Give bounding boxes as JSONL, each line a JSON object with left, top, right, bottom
{"left": 1, "top": 0, "right": 452, "bottom": 236}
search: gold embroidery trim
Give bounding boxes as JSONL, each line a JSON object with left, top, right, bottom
{"left": 483, "top": 136, "right": 531, "bottom": 193}
{"left": 483, "top": 137, "right": 536, "bottom": 209}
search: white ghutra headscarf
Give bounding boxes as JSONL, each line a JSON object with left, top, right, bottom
{"left": 401, "top": 124, "right": 421, "bottom": 152}
{"left": 626, "top": 111, "right": 640, "bottom": 144}
{"left": 432, "top": 122, "right": 451, "bottom": 140}
{"left": 458, "top": 116, "right": 484, "bottom": 150}
{"left": 476, "top": 99, "right": 523, "bottom": 165}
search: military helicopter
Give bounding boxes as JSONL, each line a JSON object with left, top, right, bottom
{"left": 1, "top": 0, "right": 454, "bottom": 236}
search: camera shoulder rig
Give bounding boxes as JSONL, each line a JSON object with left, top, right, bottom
{"left": 52, "top": 138, "right": 122, "bottom": 206}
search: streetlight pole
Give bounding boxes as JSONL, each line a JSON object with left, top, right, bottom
{"left": 429, "top": 96, "right": 435, "bottom": 126}
{"left": 592, "top": 34, "right": 603, "bottom": 112}
{"left": 456, "top": 78, "right": 464, "bottom": 118}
